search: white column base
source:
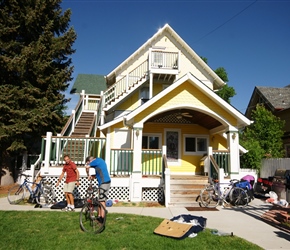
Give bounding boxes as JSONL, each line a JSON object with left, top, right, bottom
{"left": 129, "top": 172, "right": 142, "bottom": 202}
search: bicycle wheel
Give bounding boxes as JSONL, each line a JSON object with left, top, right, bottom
{"left": 200, "top": 187, "right": 219, "bottom": 208}
{"left": 230, "top": 187, "right": 249, "bottom": 207}
{"left": 36, "top": 186, "right": 56, "bottom": 207}
{"left": 79, "top": 201, "right": 106, "bottom": 233}
{"left": 7, "top": 185, "right": 26, "bottom": 204}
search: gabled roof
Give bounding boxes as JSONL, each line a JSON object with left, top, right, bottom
{"left": 245, "top": 86, "right": 290, "bottom": 117}
{"left": 99, "top": 73, "right": 251, "bottom": 131}
{"left": 70, "top": 74, "right": 107, "bottom": 94}
{"left": 106, "top": 24, "right": 225, "bottom": 89}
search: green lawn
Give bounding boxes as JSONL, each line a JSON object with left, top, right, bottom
{"left": 0, "top": 211, "right": 262, "bottom": 250}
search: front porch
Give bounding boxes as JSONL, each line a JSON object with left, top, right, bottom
{"left": 18, "top": 133, "right": 245, "bottom": 206}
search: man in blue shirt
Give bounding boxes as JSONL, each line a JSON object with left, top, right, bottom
{"left": 85, "top": 156, "right": 111, "bottom": 223}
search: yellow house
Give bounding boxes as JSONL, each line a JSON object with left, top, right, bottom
{"left": 39, "top": 24, "right": 252, "bottom": 206}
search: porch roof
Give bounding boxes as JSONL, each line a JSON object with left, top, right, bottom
{"left": 70, "top": 74, "right": 107, "bottom": 94}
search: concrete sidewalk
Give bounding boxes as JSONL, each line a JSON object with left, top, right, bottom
{"left": 1, "top": 197, "right": 289, "bottom": 250}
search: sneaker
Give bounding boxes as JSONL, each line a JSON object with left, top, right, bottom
{"left": 67, "top": 207, "right": 75, "bottom": 212}
{"left": 61, "top": 207, "right": 69, "bottom": 211}
{"left": 97, "top": 217, "right": 104, "bottom": 223}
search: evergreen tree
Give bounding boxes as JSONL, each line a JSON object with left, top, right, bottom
{"left": 240, "top": 104, "right": 285, "bottom": 171}
{"left": 0, "top": 0, "right": 76, "bottom": 175}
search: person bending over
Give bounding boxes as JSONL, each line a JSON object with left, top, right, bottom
{"left": 85, "top": 156, "right": 111, "bottom": 223}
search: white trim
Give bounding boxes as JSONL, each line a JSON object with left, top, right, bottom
{"left": 106, "top": 24, "right": 224, "bottom": 88}
{"left": 100, "top": 73, "right": 252, "bottom": 131}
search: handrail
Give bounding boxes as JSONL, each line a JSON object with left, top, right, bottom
{"left": 88, "top": 113, "right": 97, "bottom": 137}
{"left": 162, "top": 154, "right": 168, "bottom": 180}
{"left": 61, "top": 96, "right": 84, "bottom": 136}
{"left": 103, "top": 59, "right": 148, "bottom": 106}
{"left": 209, "top": 155, "right": 219, "bottom": 173}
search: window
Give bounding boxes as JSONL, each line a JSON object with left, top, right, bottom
{"left": 184, "top": 134, "right": 208, "bottom": 155}
{"left": 140, "top": 86, "right": 149, "bottom": 104}
{"left": 142, "top": 135, "right": 160, "bottom": 149}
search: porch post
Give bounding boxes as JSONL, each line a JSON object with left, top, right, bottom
{"left": 129, "top": 124, "right": 143, "bottom": 202}
{"left": 149, "top": 72, "right": 153, "bottom": 99}
{"left": 226, "top": 126, "right": 240, "bottom": 178}
{"left": 105, "top": 128, "right": 111, "bottom": 172}
{"left": 43, "top": 132, "right": 52, "bottom": 175}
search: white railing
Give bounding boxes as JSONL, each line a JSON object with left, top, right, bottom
{"left": 104, "top": 60, "right": 148, "bottom": 105}
{"left": 150, "top": 51, "right": 179, "bottom": 70}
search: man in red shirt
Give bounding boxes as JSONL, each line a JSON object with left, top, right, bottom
{"left": 56, "top": 155, "right": 80, "bottom": 211}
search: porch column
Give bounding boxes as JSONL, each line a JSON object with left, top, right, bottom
{"left": 226, "top": 126, "right": 239, "bottom": 177}
{"left": 149, "top": 72, "right": 153, "bottom": 99}
{"left": 43, "top": 131, "right": 52, "bottom": 175}
{"left": 129, "top": 124, "right": 143, "bottom": 202}
{"left": 105, "top": 128, "right": 111, "bottom": 170}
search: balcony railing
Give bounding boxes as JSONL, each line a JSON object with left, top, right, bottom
{"left": 110, "top": 148, "right": 162, "bottom": 176}
{"left": 150, "top": 51, "right": 179, "bottom": 70}
{"left": 110, "top": 148, "right": 133, "bottom": 176}
{"left": 142, "top": 149, "right": 162, "bottom": 176}
{"left": 42, "top": 135, "right": 106, "bottom": 166}
{"left": 212, "top": 150, "right": 230, "bottom": 175}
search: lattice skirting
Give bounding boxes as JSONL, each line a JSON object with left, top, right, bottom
{"left": 44, "top": 176, "right": 163, "bottom": 203}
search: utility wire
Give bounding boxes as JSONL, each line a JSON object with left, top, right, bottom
{"left": 193, "top": 0, "right": 258, "bottom": 43}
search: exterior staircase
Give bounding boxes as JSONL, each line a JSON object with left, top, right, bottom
{"left": 61, "top": 112, "right": 95, "bottom": 163}
{"left": 71, "top": 112, "right": 94, "bottom": 137}
{"left": 168, "top": 175, "right": 209, "bottom": 207}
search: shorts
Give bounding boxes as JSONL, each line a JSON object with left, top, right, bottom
{"left": 63, "top": 181, "right": 75, "bottom": 193}
{"left": 99, "top": 182, "right": 111, "bottom": 201}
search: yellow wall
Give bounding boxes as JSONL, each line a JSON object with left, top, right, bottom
{"left": 135, "top": 81, "right": 238, "bottom": 126}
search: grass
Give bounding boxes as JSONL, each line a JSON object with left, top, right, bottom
{"left": 0, "top": 211, "right": 262, "bottom": 250}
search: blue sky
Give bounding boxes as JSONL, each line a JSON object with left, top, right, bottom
{"left": 61, "top": 0, "right": 290, "bottom": 115}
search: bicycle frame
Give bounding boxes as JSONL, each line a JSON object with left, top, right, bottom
{"left": 19, "top": 178, "right": 42, "bottom": 199}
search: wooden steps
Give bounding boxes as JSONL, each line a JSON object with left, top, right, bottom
{"left": 71, "top": 112, "right": 94, "bottom": 137}
{"left": 168, "top": 175, "right": 209, "bottom": 207}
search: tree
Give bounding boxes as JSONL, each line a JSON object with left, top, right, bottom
{"left": 0, "top": 0, "right": 76, "bottom": 177}
{"left": 240, "top": 104, "right": 285, "bottom": 171}
{"left": 200, "top": 57, "right": 236, "bottom": 103}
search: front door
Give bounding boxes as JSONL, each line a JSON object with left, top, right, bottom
{"left": 165, "top": 129, "right": 180, "bottom": 165}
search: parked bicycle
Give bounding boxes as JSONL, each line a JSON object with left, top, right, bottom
{"left": 79, "top": 182, "right": 108, "bottom": 234}
{"left": 199, "top": 178, "right": 249, "bottom": 208}
{"left": 7, "top": 174, "right": 56, "bottom": 206}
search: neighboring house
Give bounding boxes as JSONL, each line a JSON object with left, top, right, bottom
{"left": 28, "top": 24, "right": 253, "bottom": 206}
{"left": 245, "top": 86, "right": 290, "bottom": 157}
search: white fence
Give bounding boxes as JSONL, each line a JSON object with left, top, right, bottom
{"left": 260, "top": 158, "right": 290, "bottom": 178}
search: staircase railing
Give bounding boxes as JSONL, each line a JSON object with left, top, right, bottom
{"left": 209, "top": 155, "right": 219, "bottom": 180}
{"left": 104, "top": 60, "right": 149, "bottom": 106}
{"left": 61, "top": 97, "right": 84, "bottom": 136}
